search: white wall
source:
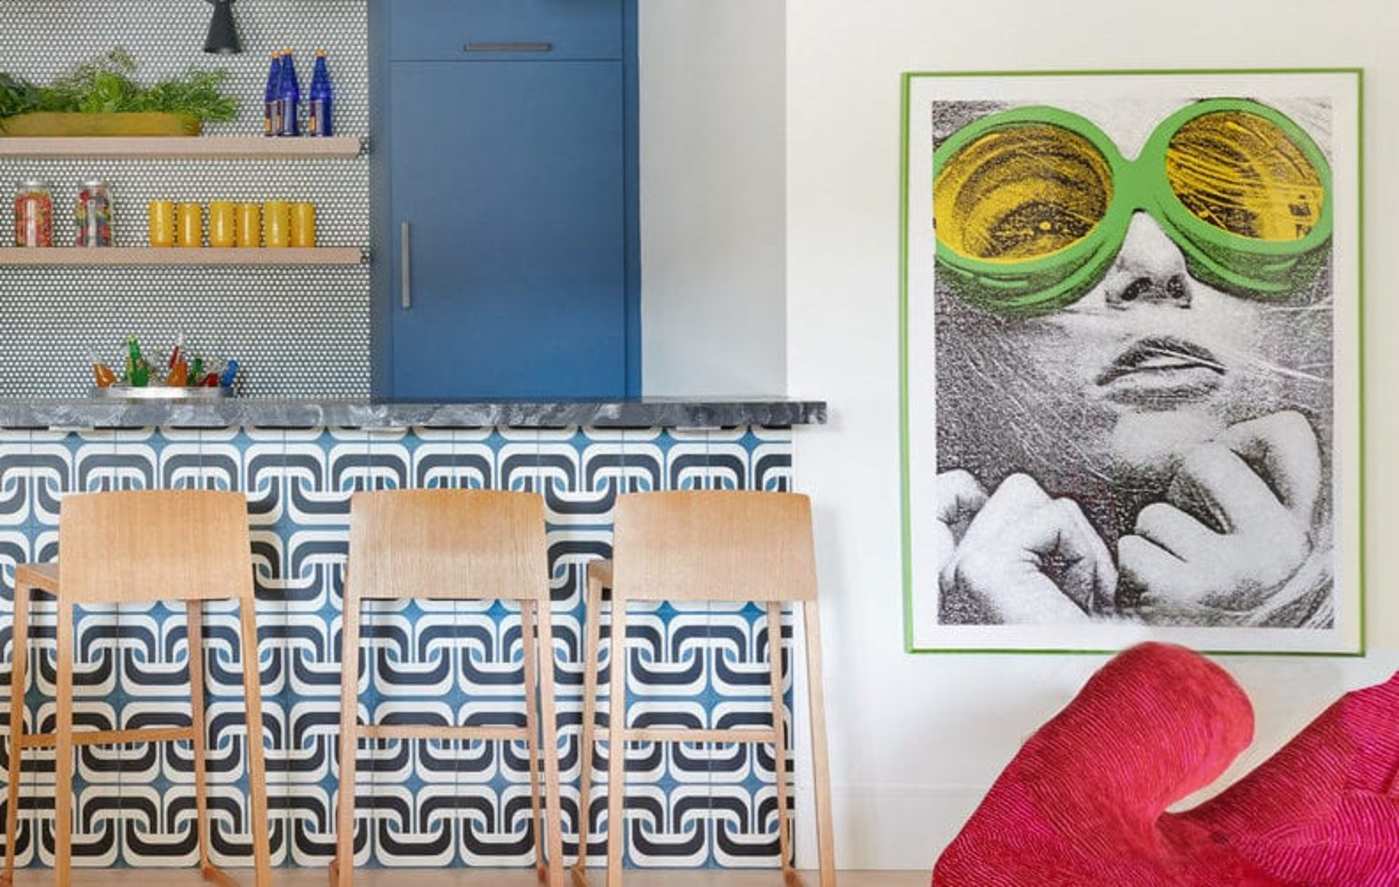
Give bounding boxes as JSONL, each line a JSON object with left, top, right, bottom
{"left": 786, "top": 0, "right": 1399, "bottom": 871}
{"left": 639, "top": 0, "right": 787, "bottom": 395}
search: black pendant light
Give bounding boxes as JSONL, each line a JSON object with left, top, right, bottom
{"left": 204, "top": 0, "right": 242, "bottom": 54}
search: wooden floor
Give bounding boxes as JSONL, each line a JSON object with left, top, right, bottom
{"left": 7, "top": 869, "right": 927, "bottom": 886}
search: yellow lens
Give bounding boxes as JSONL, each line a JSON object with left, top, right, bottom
{"left": 935, "top": 123, "right": 1113, "bottom": 262}
{"left": 1165, "top": 111, "right": 1324, "bottom": 241}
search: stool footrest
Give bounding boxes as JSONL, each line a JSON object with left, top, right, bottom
{"left": 622, "top": 727, "right": 780, "bottom": 744}
{"left": 20, "top": 725, "right": 197, "bottom": 749}
{"left": 359, "top": 724, "right": 528, "bottom": 742}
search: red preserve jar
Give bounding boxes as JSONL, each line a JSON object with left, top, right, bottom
{"left": 14, "top": 179, "right": 54, "bottom": 247}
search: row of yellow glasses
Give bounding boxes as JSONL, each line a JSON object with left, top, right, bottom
{"left": 148, "top": 200, "right": 317, "bottom": 248}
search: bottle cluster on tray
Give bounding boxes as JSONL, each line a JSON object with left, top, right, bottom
{"left": 90, "top": 333, "right": 239, "bottom": 392}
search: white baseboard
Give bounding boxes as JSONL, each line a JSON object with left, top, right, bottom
{"left": 794, "top": 780, "right": 984, "bottom": 871}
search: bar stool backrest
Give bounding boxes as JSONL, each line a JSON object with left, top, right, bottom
{"left": 348, "top": 489, "right": 548, "bottom": 601}
{"left": 612, "top": 491, "right": 818, "bottom": 602}
{"left": 58, "top": 490, "right": 255, "bottom": 603}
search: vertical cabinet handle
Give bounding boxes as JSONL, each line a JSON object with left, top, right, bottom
{"left": 400, "top": 221, "right": 412, "bottom": 310}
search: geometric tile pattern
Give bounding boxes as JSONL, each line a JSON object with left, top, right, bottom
{"left": 0, "top": 0, "right": 371, "bottom": 397}
{"left": 0, "top": 424, "right": 796, "bottom": 871}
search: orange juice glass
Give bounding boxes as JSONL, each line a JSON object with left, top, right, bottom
{"left": 176, "top": 202, "right": 203, "bottom": 248}
{"left": 236, "top": 203, "right": 261, "bottom": 247}
{"left": 148, "top": 200, "right": 176, "bottom": 247}
{"left": 290, "top": 202, "right": 317, "bottom": 247}
{"left": 209, "top": 201, "right": 237, "bottom": 248}
{"left": 264, "top": 200, "right": 291, "bottom": 248}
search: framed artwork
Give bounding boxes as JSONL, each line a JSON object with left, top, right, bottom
{"left": 900, "top": 69, "right": 1364, "bottom": 654}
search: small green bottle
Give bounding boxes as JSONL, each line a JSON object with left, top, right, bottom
{"left": 127, "top": 336, "right": 150, "bottom": 387}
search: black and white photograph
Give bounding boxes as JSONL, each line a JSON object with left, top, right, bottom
{"left": 903, "top": 72, "right": 1363, "bottom": 653}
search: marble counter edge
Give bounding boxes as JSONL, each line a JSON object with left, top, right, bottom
{"left": 0, "top": 397, "right": 828, "bottom": 429}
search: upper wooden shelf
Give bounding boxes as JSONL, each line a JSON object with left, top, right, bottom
{"left": 0, "top": 136, "right": 363, "bottom": 159}
{"left": 0, "top": 247, "right": 364, "bottom": 266}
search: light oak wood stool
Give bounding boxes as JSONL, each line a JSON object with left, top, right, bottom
{"left": 329, "top": 489, "right": 565, "bottom": 887}
{"left": 572, "top": 491, "right": 837, "bottom": 887}
{"left": 2, "top": 490, "right": 274, "bottom": 887}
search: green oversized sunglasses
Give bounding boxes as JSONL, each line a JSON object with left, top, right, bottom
{"left": 933, "top": 98, "right": 1332, "bottom": 315}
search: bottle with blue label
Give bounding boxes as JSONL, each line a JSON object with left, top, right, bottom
{"left": 277, "top": 48, "right": 301, "bottom": 137}
{"left": 308, "top": 50, "right": 334, "bottom": 137}
{"left": 263, "top": 51, "right": 283, "bottom": 137}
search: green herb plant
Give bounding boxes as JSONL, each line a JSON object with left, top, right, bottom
{"left": 0, "top": 49, "right": 238, "bottom": 122}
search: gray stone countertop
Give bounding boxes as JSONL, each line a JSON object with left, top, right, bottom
{"left": 0, "top": 396, "right": 827, "bottom": 429}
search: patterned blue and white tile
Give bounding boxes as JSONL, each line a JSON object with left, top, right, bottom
{"left": 0, "top": 425, "right": 796, "bottom": 871}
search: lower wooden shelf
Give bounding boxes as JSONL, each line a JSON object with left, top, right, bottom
{"left": 0, "top": 246, "right": 364, "bottom": 266}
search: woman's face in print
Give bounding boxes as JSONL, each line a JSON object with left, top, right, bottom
{"left": 935, "top": 97, "right": 1332, "bottom": 526}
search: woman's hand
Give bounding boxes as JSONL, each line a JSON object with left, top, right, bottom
{"left": 937, "top": 471, "right": 1118, "bottom": 624}
{"left": 1117, "top": 411, "right": 1321, "bottom": 619}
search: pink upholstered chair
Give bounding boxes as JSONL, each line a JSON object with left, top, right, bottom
{"left": 933, "top": 643, "right": 1399, "bottom": 886}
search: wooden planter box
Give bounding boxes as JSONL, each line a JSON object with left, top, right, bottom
{"left": 0, "top": 111, "right": 201, "bottom": 137}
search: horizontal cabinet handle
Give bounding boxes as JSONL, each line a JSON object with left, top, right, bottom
{"left": 464, "top": 41, "right": 554, "bottom": 53}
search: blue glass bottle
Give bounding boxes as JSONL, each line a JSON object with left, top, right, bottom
{"left": 278, "top": 49, "right": 301, "bottom": 137}
{"left": 308, "top": 50, "right": 334, "bottom": 137}
{"left": 263, "top": 51, "right": 283, "bottom": 137}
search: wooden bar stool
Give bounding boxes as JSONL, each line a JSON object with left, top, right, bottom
{"left": 329, "top": 489, "right": 565, "bottom": 887}
{"left": 572, "top": 491, "right": 837, "bottom": 887}
{"left": 2, "top": 490, "right": 273, "bottom": 887}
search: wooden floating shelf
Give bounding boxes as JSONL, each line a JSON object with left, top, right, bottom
{"left": 0, "top": 247, "right": 364, "bottom": 266}
{"left": 0, "top": 135, "right": 363, "bottom": 159}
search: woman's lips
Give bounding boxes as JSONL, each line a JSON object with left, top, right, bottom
{"left": 1096, "top": 336, "right": 1226, "bottom": 407}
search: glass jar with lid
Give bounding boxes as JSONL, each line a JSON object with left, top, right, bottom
{"left": 13, "top": 179, "right": 53, "bottom": 247}
{"left": 76, "top": 179, "right": 115, "bottom": 247}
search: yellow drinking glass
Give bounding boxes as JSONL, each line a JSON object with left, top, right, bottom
{"left": 148, "top": 200, "right": 176, "bottom": 248}
{"left": 290, "top": 202, "right": 317, "bottom": 247}
{"left": 236, "top": 203, "right": 262, "bottom": 247}
{"left": 264, "top": 200, "right": 291, "bottom": 248}
{"left": 209, "top": 201, "right": 237, "bottom": 248}
{"left": 176, "top": 202, "right": 203, "bottom": 248}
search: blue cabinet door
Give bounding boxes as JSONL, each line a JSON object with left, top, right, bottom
{"left": 388, "top": 61, "right": 627, "bottom": 398}
{"left": 389, "top": 0, "right": 623, "bottom": 61}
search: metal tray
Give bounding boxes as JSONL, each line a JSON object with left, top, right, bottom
{"left": 91, "top": 385, "right": 230, "bottom": 400}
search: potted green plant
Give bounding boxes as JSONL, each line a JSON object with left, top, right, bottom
{"left": 0, "top": 49, "right": 238, "bottom": 136}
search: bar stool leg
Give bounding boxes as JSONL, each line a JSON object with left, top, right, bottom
{"left": 53, "top": 601, "right": 74, "bottom": 887}
{"left": 604, "top": 599, "right": 627, "bottom": 887}
{"left": 332, "top": 589, "right": 361, "bottom": 887}
{"left": 184, "top": 601, "right": 213, "bottom": 877}
{"left": 237, "top": 598, "right": 273, "bottom": 887}
{"left": 802, "top": 603, "right": 837, "bottom": 887}
{"left": 534, "top": 600, "right": 566, "bottom": 887}
{"left": 766, "top": 603, "right": 799, "bottom": 886}
{"left": 2, "top": 581, "right": 29, "bottom": 886}
{"left": 571, "top": 575, "right": 604, "bottom": 885}
{"left": 519, "top": 601, "right": 546, "bottom": 882}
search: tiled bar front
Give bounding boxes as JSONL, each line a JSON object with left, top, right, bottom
{"left": 0, "top": 424, "right": 797, "bottom": 871}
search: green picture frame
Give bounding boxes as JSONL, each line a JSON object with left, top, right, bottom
{"left": 899, "top": 69, "right": 1366, "bottom": 656}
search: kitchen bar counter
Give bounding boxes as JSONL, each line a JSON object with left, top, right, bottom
{"left": 0, "top": 395, "right": 826, "bottom": 429}
{"left": 0, "top": 396, "right": 811, "bottom": 868}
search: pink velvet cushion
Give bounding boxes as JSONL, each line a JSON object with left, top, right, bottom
{"left": 933, "top": 642, "right": 1399, "bottom": 886}
{"left": 1180, "top": 670, "right": 1399, "bottom": 884}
